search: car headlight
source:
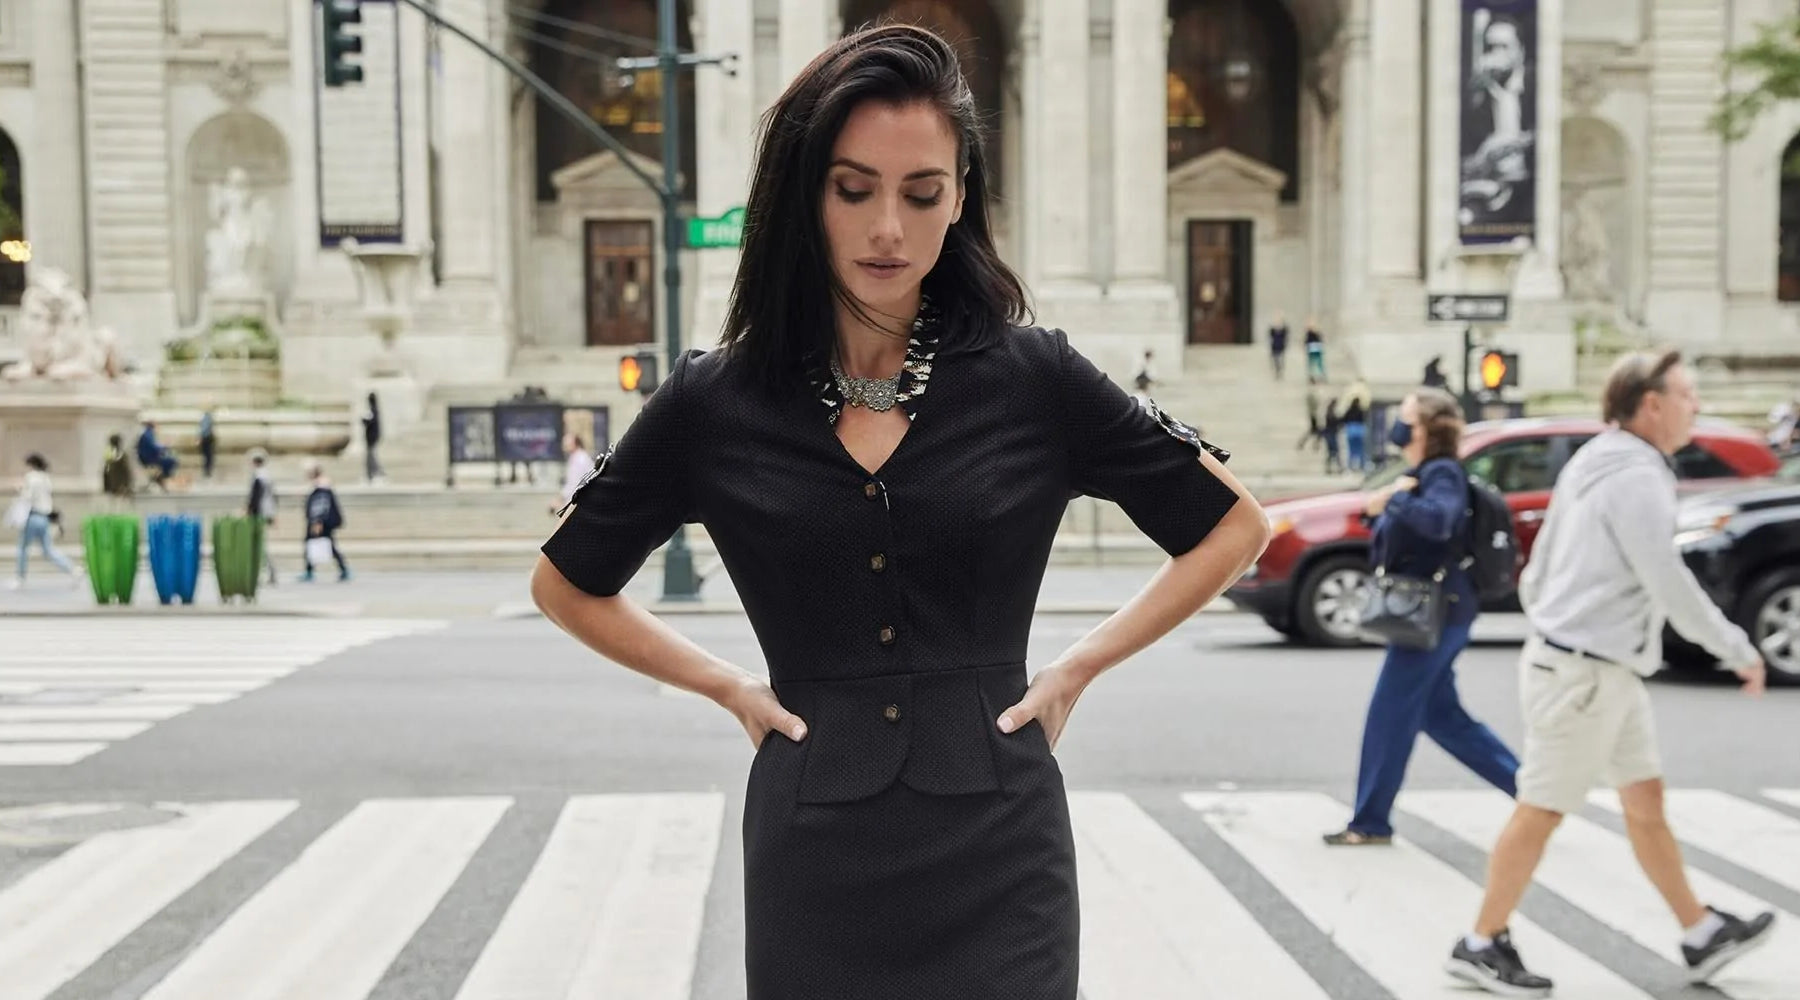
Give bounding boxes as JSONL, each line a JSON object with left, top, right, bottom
{"left": 1674, "top": 506, "right": 1734, "bottom": 548}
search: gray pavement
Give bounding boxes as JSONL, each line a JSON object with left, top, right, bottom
{"left": 0, "top": 607, "right": 1795, "bottom": 999}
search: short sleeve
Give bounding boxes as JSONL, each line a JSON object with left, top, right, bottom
{"left": 540, "top": 351, "right": 697, "bottom": 597}
{"left": 1057, "top": 331, "right": 1240, "bottom": 557}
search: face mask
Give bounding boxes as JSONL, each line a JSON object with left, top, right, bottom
{"left": 1388, "top": 421, "right": 1414, "bottom": 449}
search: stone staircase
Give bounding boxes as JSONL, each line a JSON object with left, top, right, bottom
{"left": 1147, "top": 344, "right": 1359, "bottom": 483}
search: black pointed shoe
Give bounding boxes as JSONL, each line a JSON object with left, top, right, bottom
{"left": 1446, "top": 929, "right": 1554, "bottom": 997}
{"left": 1683, "top": 906, "right": 1776, "bottom": 983}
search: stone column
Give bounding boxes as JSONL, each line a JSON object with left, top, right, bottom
{"left": 778, "top": 0, "right": 832, "bottom": 89}
{"left": 1366, "top": 0, "right": 1423, "bottom": 280}
{"left": 1109, "top": 0, "right": 1167, "bottom": 284}
{"left": 689, "top": 0, "right": 757, "bottom": 348}
{"left": 1643, "top": 0, "right": 1726, "bottom": 342}
{"left": 1335, "top": 3, "right": 1373, "bottom": 321}
{"left": 29, "top": 0, "right": 87, "bottom": 290}
{"left": 435, "top": 0, "right": 500, "bottom": 289}
{"left": 1029, "top": 0, "right": 1093, "bottom": 290}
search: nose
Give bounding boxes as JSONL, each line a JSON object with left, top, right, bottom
{"left": 868, "top": 194, "right": 903, "bottom": 250}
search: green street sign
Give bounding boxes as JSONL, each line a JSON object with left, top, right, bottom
{"left": 686, "top": 207, "right": 743, "bottom": 249}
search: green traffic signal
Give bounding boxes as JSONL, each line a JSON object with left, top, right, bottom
{"left": 322, "top": 0, "right": 365, "bottom": 88}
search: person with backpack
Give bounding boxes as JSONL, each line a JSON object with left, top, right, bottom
{"left": 299, "top": 462, "right": 349, "bottom": 583}
{"left": 1324, "top": 386, "right": 1520, "bottom": 846}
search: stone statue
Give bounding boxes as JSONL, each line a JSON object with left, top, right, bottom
{"left": 204, "top": 166, "right": 272, "bottom": 296}
{"left": 3, "top": 267, "right": 121, "bottom": 382}
{"left": 1561, "top": 187, "right": 1613, "bottom": 303}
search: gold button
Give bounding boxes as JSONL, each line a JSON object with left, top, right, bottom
{"left": 870, "top": 553, "right": 887, "bottom": 572}
{"left": 878, "top": 625, "right": 896, "bottom": 645}
{"left": 883, "top": 704, "right": 901, "bottom": 723}
{"left": 863, "top": 482, "right": 880, "bottom": 500}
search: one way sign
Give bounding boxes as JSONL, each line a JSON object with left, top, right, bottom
{"left": 1426, "top": 293, "right": 1509, "bottom": 323}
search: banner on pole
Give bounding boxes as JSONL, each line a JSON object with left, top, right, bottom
{"left": 1458, "top": 0, "right": 1538, "bottom": 246}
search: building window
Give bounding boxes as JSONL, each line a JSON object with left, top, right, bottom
{"left": 527, "top": 0, "right": 696, "bottom": 202}
{"left": 0, "top": 129, "right": 23, "bottom": 307}
{"left": 1781, "top": 132, "right": 1800, "bottom": 302}
{"left": 1167, "top": 0, "right": 1300, "bottom": 201}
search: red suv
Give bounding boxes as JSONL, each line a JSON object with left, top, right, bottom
{"left": 1227, "top": 417, "right": 1781, "bottom": 646}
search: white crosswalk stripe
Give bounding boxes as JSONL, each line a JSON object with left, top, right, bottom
{"left": 0, "top": 788, "right": 1796, "bottom": 999}
{"left": 0, "top": 620, "right": 444, "bottom": 766}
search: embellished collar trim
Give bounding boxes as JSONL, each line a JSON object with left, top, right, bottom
{"left": 806, "top": 302, "right": 941, "bottom": 425}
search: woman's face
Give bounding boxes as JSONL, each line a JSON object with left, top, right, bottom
{"left": 1401, "top": 395, "right": 1425, "bottom": 460}
{"left": 821, "top": 100, "right": 964, "bottom": 325}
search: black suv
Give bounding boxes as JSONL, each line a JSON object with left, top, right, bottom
{"left": 1674, "top": 476, "right": 1800, "bottom": 686}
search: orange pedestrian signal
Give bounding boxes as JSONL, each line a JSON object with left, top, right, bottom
{"left": 1478, "top": 350, "right": 1518, "bottom": 391}
{"left": 619, "top": 351, "right": 659, "bottom": 396}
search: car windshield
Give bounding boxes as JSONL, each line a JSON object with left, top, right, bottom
{"left": 1359, "top": 461, "right": 1413, "bottom": 491}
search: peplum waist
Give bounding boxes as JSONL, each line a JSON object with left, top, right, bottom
{"left": 772, "top": 662, "right": 1048, "bottom": 804}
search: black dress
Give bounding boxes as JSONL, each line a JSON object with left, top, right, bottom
{"left": 541, "top": 319, "right": 1239, "bottom": 999}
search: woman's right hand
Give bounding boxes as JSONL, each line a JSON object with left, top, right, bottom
{"left": 718, "top": 674, "right": 807, "bottom": 749}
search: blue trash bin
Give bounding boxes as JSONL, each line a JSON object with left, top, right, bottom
{"left": 148, "top": 514, "right": 203, "bottom": 605}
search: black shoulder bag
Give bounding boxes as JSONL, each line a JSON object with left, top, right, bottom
{"left": 1356, "top": 466, "right": 1452, "bottom": 650}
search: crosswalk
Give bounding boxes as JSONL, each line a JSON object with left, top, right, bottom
{"left": 0, "top": 620, "right": 444, "bottom": 765}
{"left": 1, "top": 788, "right": 1795, "bottom": 999}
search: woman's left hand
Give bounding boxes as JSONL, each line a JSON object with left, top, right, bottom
{"left": 997, "top": 663, "right": 1085, "bottom": 751}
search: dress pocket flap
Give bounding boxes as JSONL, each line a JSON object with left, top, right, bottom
{"left": 899, "top": 669, "right": 1002, "bottom": 796}
{"left": 792, "top": 675, "right": 914, "bottom": 805}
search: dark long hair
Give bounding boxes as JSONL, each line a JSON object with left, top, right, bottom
{"left": 720, "top": 23, "right": 1029, "bottom": 394}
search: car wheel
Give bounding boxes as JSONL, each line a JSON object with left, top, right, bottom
{"left": 1739, "top": 569, "right": 1800, "bottom": 686}
{"left": 1293, "top": 554, "right": 1371, "bottom": 647}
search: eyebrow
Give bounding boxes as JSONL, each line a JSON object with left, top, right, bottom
{"left": 829, "top": 157, "right": 950, "bottom": 181}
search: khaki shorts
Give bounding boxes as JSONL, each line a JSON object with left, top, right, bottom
{"left": 1516, "top": 638, "right": 1663, "bottom": 815}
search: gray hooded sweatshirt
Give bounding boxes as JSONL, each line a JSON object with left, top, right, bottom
{"left": 1519, "top": 428, "right": 1757, "bottom": 677}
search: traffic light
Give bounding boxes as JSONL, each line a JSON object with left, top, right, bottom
{"left": 321, "top": 0, "right": 364, "bottom": 88}
{"left": 1478, "top": 350, "right": 1519, "bottom": 391}
{"left": 619, "top": 351, "right": 660, "bottom": 396}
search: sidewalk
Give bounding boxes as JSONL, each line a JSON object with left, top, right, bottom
{"left": 0, "top": 566, "right": 1243, "bottom": 620}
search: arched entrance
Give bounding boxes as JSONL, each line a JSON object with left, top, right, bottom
{"left": 525, "top": 0, "right": 697, "bottom": 202}
{"left": 184, "top": 112, "right": 292, "bottom": 320}
{"left": 839, "top": 0, "right": 1009, "bottom": 199}
{"left": 0, "top": 127, "right": 23, "bottom": 307}
{"left": 1167, "top": 0, "right": 1301, "bottom": 345}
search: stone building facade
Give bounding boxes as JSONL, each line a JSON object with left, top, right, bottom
{"left": 0, "top": 0, "right": 1796, "bottom": 411}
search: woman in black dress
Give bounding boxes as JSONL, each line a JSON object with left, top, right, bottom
{"left": 532, "top": 24, "right": 1271, "bottom": 998}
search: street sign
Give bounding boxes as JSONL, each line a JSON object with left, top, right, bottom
{"left": 1427, "top": 293, "right": 1509, "bottom": 323}
{"left": 686, "top": 206, "right": 743, "bottom": 249}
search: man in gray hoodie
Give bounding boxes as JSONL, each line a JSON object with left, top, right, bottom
{"left": 1447, "top": 350, "right": 1773, "bottom": 996}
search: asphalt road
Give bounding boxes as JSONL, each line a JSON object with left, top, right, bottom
{"left": 2, "top": 610, "right": 1796, "bottom": 1000}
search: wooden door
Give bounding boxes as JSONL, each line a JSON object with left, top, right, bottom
{"left": 1186, "top": 220, "right": 1252, "bottom": 344}
{"left": 584, "top": 219, "right": 654, "bottom": 346}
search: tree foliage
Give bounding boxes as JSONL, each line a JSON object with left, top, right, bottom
{"left": 1713, "top": 15, "right": 1800, "bottom": 174}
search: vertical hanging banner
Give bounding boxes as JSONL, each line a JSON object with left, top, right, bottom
{"left": 1457, "top": 0, "right": 1538, "bottom": 246}
{"left": 315, "top": 0, "right": 405, "bottom": 246}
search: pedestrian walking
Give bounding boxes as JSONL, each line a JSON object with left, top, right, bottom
{"left": 1296, "top": 386, "right": 1323, "bottom": 452}
{"left": 299, "top": 462, "right": 349, "bottom": 583}
{"left": 361, "top": 392, "right": 384, "bottom": 483}
{"left": 1323, "top": 398, "right": 1345, "bottom": 474}
{"left": 552, "top": 432, "right": 596, "bottom": 517}
{"left": 199, "top": 407, "right": 218, "bottom": 480}
{"left": 1324, "top": 387, "right": 1519, "bottom": 846}
{"left": 532, "top": 24, "right": 1270, "bottom": 1000}
{"left": 8, "top": 454, "right": 78, "bottom": 589}
{"left": 1305, "top": 319, "right": 1327, "bottom": 383}
{"left": 1423, "top": 355, "right": 1449, "bottom": 390}
{"left": 1449, "top": 350, "right": 1774, "bottom": 997}
{"left": 246, "top": 448, "right": 279, "bottom": 585}
{"left": 1269, "top": 312, "right": 1290, "bottom": 379}
{"left": 1341, "top": 378, "right": 1371, "bottom": 473}
{"left": 100, "top": 433, "right": 135, "bottom": 506}
{"left": 1132, "top": 348, "right": 1157, "bottom": 406}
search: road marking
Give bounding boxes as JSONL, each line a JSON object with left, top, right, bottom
{"left": 1409, "top": 790, "right": 1798, "bottom": 998}
{"left": 141, "top": 798, "right": 510, "bottom": 1000}
{"left": 1071, "top": 791, "right": 1330, "bottom": 1000}
{"left": 1186, "top": 790, "right": 1655, "bottom": 1000}
{"left": 0, "top": 800, "right": 296, "bottom": 1000}
{"left": 1592, "top": 788, "right": 1800, "bottom": 896}
{"left": 455, "top": 794, "right": 724, "bottom": 1000}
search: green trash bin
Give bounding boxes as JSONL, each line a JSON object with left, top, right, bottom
{"left": 212, "top": 516, "right": 265, "bottom": 602}
{"left": 81, "top": 515, "right": 139, "bottom": 605}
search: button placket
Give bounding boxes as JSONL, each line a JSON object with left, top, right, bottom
{"left": 863, "top": 477, "right": 908, "bottom": 666}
